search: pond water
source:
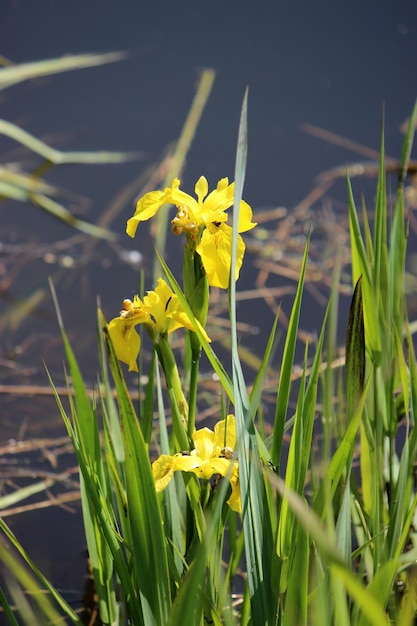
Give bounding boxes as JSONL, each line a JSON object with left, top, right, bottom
{"left": 1, "top": 0, "right": 417, "bottom": 621}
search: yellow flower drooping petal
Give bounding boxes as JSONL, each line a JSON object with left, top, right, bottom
{"left": 196, "top": 223, "right": 245, "bottom": 289}
{"left": 151, "top": 415, "right": 241, "bottom": 512}
{"left": 153, "top": 455, "right": 176, "bottom": 492}
{"left": 107, "top": 297, "right": 149, "bottom": 371}
{"left": 126, "top": 190, "right": 169, "bottom": 237}
{"left": 108, "top": 318, "right": 141, "bottom": 372}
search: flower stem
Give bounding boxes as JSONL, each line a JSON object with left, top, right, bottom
{"left": 156, "top": 334, "right": 189, "bottom": 451}
{"left": 187, "top": 332, "right": 201, "bottom": 437}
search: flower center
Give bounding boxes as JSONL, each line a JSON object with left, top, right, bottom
{"left": 171, "top": 206, "right": 199, "bottom": 238}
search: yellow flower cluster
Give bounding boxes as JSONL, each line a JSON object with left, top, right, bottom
{"left": 107, "top": 176, "right": 254, "bottom": 512}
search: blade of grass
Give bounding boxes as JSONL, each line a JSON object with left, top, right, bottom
{"left": 153, "top": 68, "right": 215, "bottom": 280}
{"left": 315, "top": 371, "right": 372, "bottom": 513}
{"left": 49, "top": 281, "right": 119, "bottom": 623}
{"left": 229, "top": 88, "right": 274, "bottom": 624}
{"left": 278, "top": 304, "right": 328, "bottom": 560}
{"left": 0, "top": 518, "right": 83, "bottom": 624}
{"left": 0, "top": 119, "right": 138, "bottom": 164}
{"left": 0, "top": 51, "right": 127, "bottom": 91}
{"left": 347, "top": 174, "right": 381, "bottom": 365}
{"left": 389, "top": 100, "right": 417, "bottom": 342}
{"left": 0, "top": 584, "right": 20, "bottom": 626}
{"left": 345, "top": 276, "right": 365, "bottom": 421}
{"left": 33, "top": 192, "right": 117, "bottom": 240}
{"left": 103, "top": 322, "right": 172, "bottom": 624}
{"left": 272, "top": 474, "right": 390, "bottom": 625}
{"left": 45, "top": 365, "right": 144, "bottom": 625}
{"left": 271, "top": 233, "right": 310, "bottom": 469}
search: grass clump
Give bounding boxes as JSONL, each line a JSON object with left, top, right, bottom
{"left": 1, "top": 95, "right": 417, "bottom": 626}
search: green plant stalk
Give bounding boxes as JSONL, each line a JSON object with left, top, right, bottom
{"left": 156, "top": 333, "right": 190, "bottom": 450}
{"left": 187, "top": 335, "right": 201, "bottom": 437}
{"left": 182, "top": 240, "right": 209, "bottom": 436}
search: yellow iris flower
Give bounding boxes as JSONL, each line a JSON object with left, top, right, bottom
{"left": 108, "top": 277, "right": 210, "bottom": 372}
{"left": 127, "top": 176, "right": 257, "bottom": 289}
{"left": 152, "top": 415, "right": 241, "bottom": 513}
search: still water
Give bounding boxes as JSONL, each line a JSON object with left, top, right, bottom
{"left": 1, "top": 0, "right": 416, "bottom": 620}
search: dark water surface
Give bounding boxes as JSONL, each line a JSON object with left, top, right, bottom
{"left": 1, "top": 0, "right": 416, "bottom": 620}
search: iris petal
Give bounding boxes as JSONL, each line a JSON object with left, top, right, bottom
{"left": 127, "top": 190, "right": 168, "bottom": 237}
{"left": 108, "top": 318, "right": 141, "bottom": 372}
{"left": 197, "top": 224, "right": 245, "bottom": 289}
{"left": 152, "top": 455, "right": 176, "bottom": 491}
{"left": 195, "top": 176, "right": 208, "bottom": 204}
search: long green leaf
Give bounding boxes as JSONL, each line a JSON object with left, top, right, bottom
{"left": 271, "top": 233, "right": 310, "bottom": 468}
{"left": 347, "top": 175, "right": 381, "bottom": 365}
{"left": 314, "top": 371, "right": 372, "bottom": 513}
{"left": 278, "top": 304, "right": 328, "bottom": 560}
{"left": 389, "top": 100, "right": 417, "bottom": 342}
{"left": 49, "top": 281, "right": 117, "bottom": 623}
{"left": 103, "top": 322, "right": 172, "bottom": 624}
{"left": 0, "top": 517, "right": 83, "bottom": 624}
{"left": 229, "top": 88, "right": 274, "bottom": 625}
{"left": 46, "top": 366, "right": 143, "bottom": 625}
{"left": 345, "top": 276, "right": 365, "bottom": 421}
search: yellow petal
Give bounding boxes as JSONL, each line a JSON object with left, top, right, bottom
{"left": 191, "top": 459, "right": 219, "bottom": 480}
{"left": 196, "top": 224, "right": 245, "bottom": 289}
{"left": 227, "top": 466, "right": 241, "bottom": 513}
{"left": 214, "top": 415, "right": 236, "bottom": 450}
{"left": 209, "top": 458, "right": 233, "bottom": 477}
{"left": 168, "top": 310, "right": 211, "bottom": 342}
{"left": 193, "top": 428, "right": 216, "bottom": 459}
{"left": 126, "top": 190, "right": 168, "bottom": 237}
{"left": 108, "top": 318, "right": 141, "bottom": 372}
{"left": 152, "top": 455, "right": 176, "bottom": 491}
{"left": 216, "top": 177, "right": 229, "bottom": 191}
{"left": 194, "top": 176, "right": 208, "bottom": 204}
{"left": 201, "top": 181, "right": 235, "bottom": 223}
{"left": 173, "top": 454, "right": 203, "bottom": 472}
{"left": 169, "top": 182, "right": 201, "bottom": 225}
{"left": 238, "top": 199, "right": 257, "bottom": 233}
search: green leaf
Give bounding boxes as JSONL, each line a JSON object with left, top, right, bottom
{"left": 103, "top": 322, "right": 172, "bottom": 624}
{"left": 282, "top": 520, "right": 309, "bottom": 626}
{"left": 315, "top": 371, "right": 372, "bottom": 512}
{"left": 271, "top": 233, "right": 310, "bottom": 468}
{"left": 345, "top": 276, "right": 365, "bottom": 421}
{"left": 229, "top": 88, "right": 274, "bottom": 625}
{"left": 0, "top": 517, "right": 82, "bottom": 624}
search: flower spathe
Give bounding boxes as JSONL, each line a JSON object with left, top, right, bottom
{"left": 152, "top": 415, "right": 241, "bottom": 513}
{"left": 127, "top": 176, "right": 257, "bottom": 289}
{"left": 108, "top": 277, "right": 210, "bottom": 372}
